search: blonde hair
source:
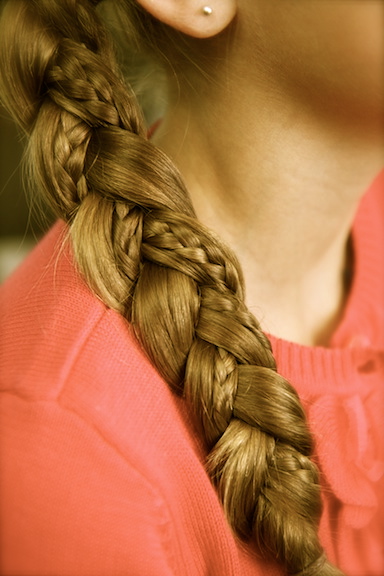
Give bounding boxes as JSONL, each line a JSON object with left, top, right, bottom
{"left": 0, "top": 1, "right": 343, "bottom": 574}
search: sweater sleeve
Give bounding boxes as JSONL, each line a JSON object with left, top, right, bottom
{"left": 0, "top": 393, "right": 177, "bottom": 576}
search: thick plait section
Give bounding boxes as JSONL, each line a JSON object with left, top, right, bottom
{"left": 0, "top": 1, "right": 344, "bottom": 575}
{"left": 185, "top": 285, "right": 343, "bottom": 575}
{"left": 208, "top": 365, "right": 344, "bottom": 575}
{"left": 133, "top": 210, "right": 344, "bottom": 575}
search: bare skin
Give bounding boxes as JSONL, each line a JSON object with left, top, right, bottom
{"left": 151, "top": 0, "right": 384, "bottom": 345}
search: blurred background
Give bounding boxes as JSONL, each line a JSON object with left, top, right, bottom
{"left": 0, "top": 104, "right": 53, "bottom": 283}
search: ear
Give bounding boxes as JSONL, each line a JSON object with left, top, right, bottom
{"left": 136, "top": 0, "right": 237, "bottom": 39}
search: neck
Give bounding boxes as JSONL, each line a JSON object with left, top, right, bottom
{"left": 152, "top": 77, "right": 384, "bottom": 346}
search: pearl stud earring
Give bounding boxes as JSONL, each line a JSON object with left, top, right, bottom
{"left": 202, "top": 6, "right": 213, "bottom": 15}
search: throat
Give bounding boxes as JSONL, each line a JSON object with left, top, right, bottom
{"left": 246, "top": 238, "right": 354, "bottom": 348}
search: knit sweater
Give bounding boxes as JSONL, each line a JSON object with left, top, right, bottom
{"left": 0, "top": 173, "right": 383, "bottom": 576}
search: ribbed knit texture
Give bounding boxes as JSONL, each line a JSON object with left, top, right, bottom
{"left": 0, "top": 172, "right": 383, "bottom": 576}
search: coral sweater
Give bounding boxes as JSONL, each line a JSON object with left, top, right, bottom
{"left": 0, "top": 174, "right": 383, "bottom": 576}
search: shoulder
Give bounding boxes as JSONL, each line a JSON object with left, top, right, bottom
{"left": 0, "top": 220, "right": 195, "bottom": 453}
{"left": 0, "top": 218, "right": 213, "bottom": 514}
{"left": 1, "top": 221, "right": 109, "bottom": 398}
{"left": 0, "top": 222, "right": 268, "bottom": 576}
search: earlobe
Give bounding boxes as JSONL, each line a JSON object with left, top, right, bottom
{"left": 136, "top": 0, "right": 237, "bottom": 39}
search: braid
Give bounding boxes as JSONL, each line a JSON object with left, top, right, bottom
{"left": 0, "top": 1, "right": 344, "bottom": 574}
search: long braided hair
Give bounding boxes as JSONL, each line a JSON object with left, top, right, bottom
{"left": 0, "top": 1, "right": 344, "bottom": 574}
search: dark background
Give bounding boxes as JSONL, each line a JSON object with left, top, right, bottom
{"left": 0, "top": 104, "right": 53, "bottom": 281}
